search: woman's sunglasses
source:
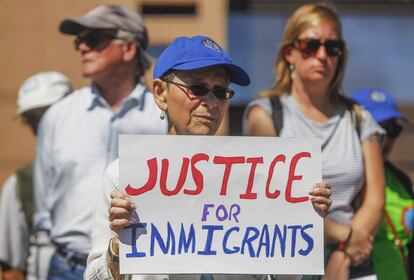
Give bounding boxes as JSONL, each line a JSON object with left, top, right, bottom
{"left": 292, "top": 38, "right": 345, "bottom": 57}
{"left": 380, "top": 119, "right": 403, "bottom": 139}
{"left": 74, "top": 30, "right": 118, "bottom": 50}
{"left": 163, "top": 80, "right": 235, "bottom": 100}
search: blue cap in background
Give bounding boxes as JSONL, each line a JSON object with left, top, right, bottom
{"left": 351, "top": 88, "right": 407, "bottom": 123}
{"left": 153, "top": 36, "right": 250, "bottom": 86}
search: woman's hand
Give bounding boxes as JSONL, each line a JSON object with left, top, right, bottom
{"left": 107, "top": 190, "right": 136, "bottom": 280}
{"left": 344, "top": 225, "right": 373, "bottom": 266}
{"left": 109, "top": 190, "right": 137, "bottom": 235}
{"left": 309, "top": 182, "right": 332, "bottom": 218}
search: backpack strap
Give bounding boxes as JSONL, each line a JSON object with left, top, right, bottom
{"left": 269, "top": 95, "right": 283, "bottom": 135}
{"left": 15, "top": 161, "right": 35, "bottom": 233}
{"left": 340, "top": 96, "right": 363, "bottom": 140}
{"left": 384, "top": 210, "right": 409, "bottom": 272}
{"left": 352, "top": 102, "right": 362, "bottom": 139}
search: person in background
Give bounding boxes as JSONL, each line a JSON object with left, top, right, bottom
{"left": 84, "top": 35, "right": 332, "bottom": 280}
{"left": 352, "top": 88, "right": 414, "bottom": 280}
{"left": 243, "top": 3, "right": 385, "bottom": 279}
{"left": 33, "top": 4, "right": 167, "bottom": 280}
{"left": 0, "top": 71, "right": 72, "bottom": 280}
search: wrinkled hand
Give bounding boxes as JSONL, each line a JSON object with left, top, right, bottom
{"left": 309, "top": 182, "right": 332, "bottom": 218}
{"left": 109, "top": 190, "right": 137, "bottom": 234}
{"left": 344, "top": 227, "right": 373, "bottom": 266}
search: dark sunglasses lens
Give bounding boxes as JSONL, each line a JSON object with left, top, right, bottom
{"left": 186, "top": 84, "right": 233, "bottom": 100}
{"left": 75, "top": 32, "right": 99, "bottom": 49}
{"left": 212, "top": 87, "right": 234, "bottom": 99}
{"left": 75, "top": 32, "right": 115, "bottom": 49}
{"left": 188, "top": 85, "right": 209, "bottom": 96}
{"left": 325, "top": 40, "right": 344, "bottom": 56}
{"left": 304, "top": 39, "right": 321, "bottom": 54}
{"left": 87, "top": 33, "right": 101, "bottom": 48}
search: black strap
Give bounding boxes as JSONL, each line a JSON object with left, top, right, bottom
{"left": 55, "top": 246, "right": 88, "bottom": 267}
{"left": 269, "top": 95, "right": 283, "bottom": 135}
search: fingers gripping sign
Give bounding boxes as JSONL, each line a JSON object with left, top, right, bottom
{"left": 309, "top": 182, "right": 332, "bottom": 218}
{"left": 109, "top": 190, "right": 137, "bottom": 234}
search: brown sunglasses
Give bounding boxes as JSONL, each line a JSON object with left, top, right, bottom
{"left": 292, "top": 38, "right": 345, "bottom": 57}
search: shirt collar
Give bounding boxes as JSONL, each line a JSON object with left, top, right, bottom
{"left": 87, "top": 83, "right": 148, "bottom": 112}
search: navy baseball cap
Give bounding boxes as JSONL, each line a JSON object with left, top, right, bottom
{"left": 153, "top": 36, "right": 250, "bottom": 86}
{"left": 351, "top": 88, "right": 407, "bottom": 123}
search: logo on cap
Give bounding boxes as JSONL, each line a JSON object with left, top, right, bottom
{"left": 402, "top": 206, "right": 414, "bottom": 234}
{"left": 21, "top": 78, "right": 40, "bottom": 95}
{"left": 370, "top": 90, "right": 386, "bottom": 103}
{"left": 202, "top": 39, "right": 222, "bottom": 52}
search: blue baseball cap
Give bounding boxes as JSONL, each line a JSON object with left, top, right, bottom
{"left": 153, "top": 36, "right": 250, "bottom": 86}
{"left": 351, "top": 88, "right": 407, "bottom": 123}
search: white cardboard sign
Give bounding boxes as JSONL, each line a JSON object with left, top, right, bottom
{"left": 119, "top": 135, "right": 323, "bottom": 275}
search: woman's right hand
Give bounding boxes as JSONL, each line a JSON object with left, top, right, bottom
{"left": 344, "top": 226, "right": 373, "bottom": 266}
{"left": 107, "top": 190, "right": 136, "bottom": 279}
{"left": 109, "top": 190, "right": 137, "bottom": 234}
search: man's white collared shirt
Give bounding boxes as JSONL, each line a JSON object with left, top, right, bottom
{"left": 34, "top": 83, "right": 167, "bottom": 254}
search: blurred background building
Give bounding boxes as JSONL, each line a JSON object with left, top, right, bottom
{"left": 1, "top": 0, "right": 413, "bottom": 186}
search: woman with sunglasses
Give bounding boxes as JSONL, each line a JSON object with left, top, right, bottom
{"left": 85, "top": 35, "right": 332, "bottom": 280}
{"left": 352, "top": 88, "right": 414, "bottom": 280}
{"left": 244, "top": 3, "right": 385, "bottom": 279}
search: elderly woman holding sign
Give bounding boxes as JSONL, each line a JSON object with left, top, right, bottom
{"left": 84, "top": 36, "right": 332, "bottom": 280}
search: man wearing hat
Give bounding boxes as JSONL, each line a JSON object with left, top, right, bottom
{"left": 33, "top": 5, "right": 167, "bottom": 279}
{"left": 0, "top": 71, "right": 72, "bottom": 280}
{"left": 352, "top": 88, "right": 414, "bottom": 280}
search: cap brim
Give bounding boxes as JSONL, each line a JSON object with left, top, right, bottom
{"left": 396, "top": 113, "right": 408, "bottom": 122}
{"left": 16, "top": 104, "right": 46, "bottom": 117}
{"left": 59, "top": 18, "right": 115, "bottom": 35}
{"left": 172, "top": 59, "right": 250, "bottom": 86}
{"left": 376, "top": 111, "right": 408, "bottom": 123}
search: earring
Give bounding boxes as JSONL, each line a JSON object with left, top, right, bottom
{"left": 160, "top": 111, "right": 165, "bottom": 120}
{"left": 289, "top": 64, "right": 296, "bottom": 80}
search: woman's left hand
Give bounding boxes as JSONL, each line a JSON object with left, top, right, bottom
{"left": 344, "top": 225, "right": 373, "bottom": 266}
{"left": 309, "top": 182, "right": 332, "bottom": 218}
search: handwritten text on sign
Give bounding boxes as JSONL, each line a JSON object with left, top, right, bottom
{"left": 119, "top": 135, "right": 323, "bottom": 275}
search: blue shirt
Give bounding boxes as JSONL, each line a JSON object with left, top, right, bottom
{"left": 34, "top": 83, "right": 167, "bottom": 254}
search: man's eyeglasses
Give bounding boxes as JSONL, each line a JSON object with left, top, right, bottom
{"left": 163, "top": 80, "right": 235, "bottom": 100}
{"left": 292, "top": 38, "right": 345, "bottom": 57}
{"left": 74, "top": 30, "right": 119, "bottom": 50}
{"left": 380, "top": 119, "right": 403, "bottom": 139}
